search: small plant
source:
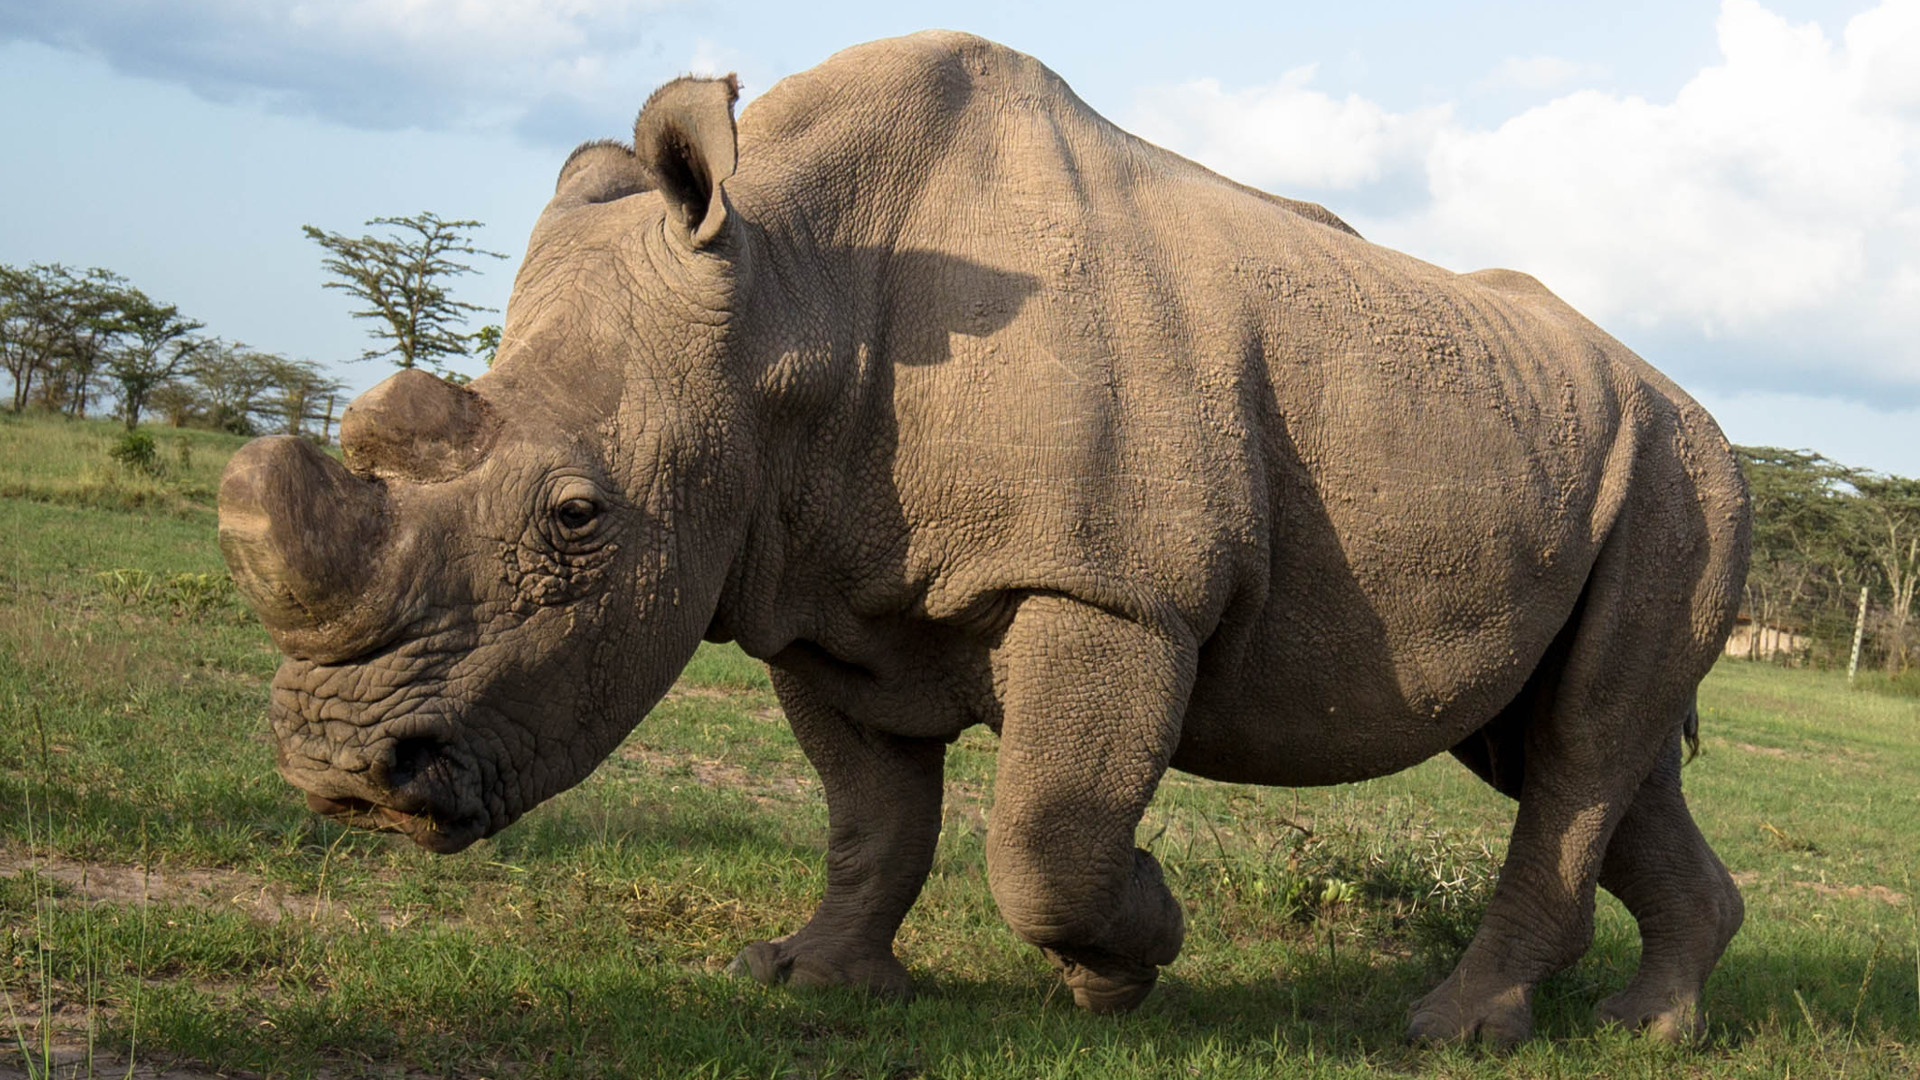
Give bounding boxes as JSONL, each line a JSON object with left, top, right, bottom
{"left": 93, "top": 568, "right": 243, "bottom": 620}
{"left": 106, "top": 430, "right": 161, "bottom": 477}
{"left": 173, "top": 438, "right": 192, "bottom": 472}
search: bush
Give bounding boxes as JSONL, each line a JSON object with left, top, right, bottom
{"left": 106, "top": 429, "right": 161, "bottom": 475}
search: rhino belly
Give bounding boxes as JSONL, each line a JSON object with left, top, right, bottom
{"left": 1169, "top": 548, "right": 1584, "bottom": 787}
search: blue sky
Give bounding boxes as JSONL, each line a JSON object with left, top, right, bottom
{"left": 2, "top": 0, "right": 1915, "bottom": 474}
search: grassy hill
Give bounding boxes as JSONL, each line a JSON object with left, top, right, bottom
{"left": 4, "top": 412, "right": 1918, "bottom": 1078}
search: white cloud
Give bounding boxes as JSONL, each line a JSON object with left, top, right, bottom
{"left": 1847, "top": 0, "right": 1920, "bottom": 113}
{"left": 1129, "top": 0, "right": 1920, "bottom": 407}
{"left": 0, "top": 0, "right": 681, "bottom": 141}
{"left": 1129, "top": 65, "right": 1451, "bottom": 191}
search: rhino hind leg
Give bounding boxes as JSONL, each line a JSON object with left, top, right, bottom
{"left": 1411, "top": 520, "right": 1730, "bottom": 1047}
{"left": 1593, "top": 727, "right": 1744, "bottom": 1042}
{"left": 985, "top": 594, "right": 1192, "bottom": 1014}
{"left": 727, "top": 671, "right": 946, "bottom": 999}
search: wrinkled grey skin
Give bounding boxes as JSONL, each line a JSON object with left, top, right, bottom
{"left": 220, "top": 33, "right": 1751, "bottom": 1046}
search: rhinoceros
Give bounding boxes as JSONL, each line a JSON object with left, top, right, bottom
{"left": 218, "top": 31, "right": 1750, "bottom": 1046}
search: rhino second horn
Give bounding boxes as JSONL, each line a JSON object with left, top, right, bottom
{"left": 219, "top": 436, "right": 393, "bottom": 661}
{"left": 340, "top": 368, "right": 495, "bottom": 483}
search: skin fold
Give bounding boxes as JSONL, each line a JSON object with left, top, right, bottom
{"left": 218, "top": 32, "right": 1751, "bottom": 1046}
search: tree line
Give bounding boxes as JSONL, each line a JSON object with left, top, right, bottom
{"left": 1735, "top": 446, "right": 1919, "bottom": 679}
{"left": 2, "top": 212, "right": 505, "bottom": 439}
{"left": 0, "top": 263, "right": 346, "bottom": 437}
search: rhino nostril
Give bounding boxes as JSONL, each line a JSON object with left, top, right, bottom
{"left": 386, "top": 736, "right": 444, "bottom": 791}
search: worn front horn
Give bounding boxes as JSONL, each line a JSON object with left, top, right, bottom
{"left": 219, "top": 436, "right": 395, "bottom": 661}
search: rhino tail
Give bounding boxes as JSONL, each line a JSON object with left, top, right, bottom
{"left": 1683, "top": 698, "right": 1701, "bottom": 764}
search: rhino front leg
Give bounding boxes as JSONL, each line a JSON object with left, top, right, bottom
{"left": 985, "top": 593, "right": 1192, "bottom": 1014}
{"left": 728, "top": 670, "right": 945, "bottom": 997}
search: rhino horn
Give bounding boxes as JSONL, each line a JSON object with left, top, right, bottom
{"left": 339, "top": 368, "right": 495, "bottom": 483}
{"left": 218, "top": 436, "right": 395, "bottom": 661}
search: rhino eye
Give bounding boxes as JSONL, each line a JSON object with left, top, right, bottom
{"left": 554, "top": 498, "right": 600, "bottom": 533}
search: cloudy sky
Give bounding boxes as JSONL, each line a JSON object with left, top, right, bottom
{"left": 2, "top": 0, "right": 1915, "bottom": 474}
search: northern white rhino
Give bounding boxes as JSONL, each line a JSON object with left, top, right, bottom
{"left": 219, "top": 31, "right": 1750, "bottom": 1046}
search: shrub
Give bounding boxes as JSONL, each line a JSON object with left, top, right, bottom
{"left": 106, "top": 430, "right": 161, "bottom": 476}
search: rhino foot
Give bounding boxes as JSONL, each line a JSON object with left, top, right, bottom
{"left": 726, "top": 936, "right": 915, "bottom": 999}
{"left": 1596, "top": 986, "right": 1704, "bottom": 1044}
{"left": 1042, "top": 946, "right": 1159, "bottom": 1014}
{"left": 1405, "top": 976, "right": 1532, "bottom": 1049}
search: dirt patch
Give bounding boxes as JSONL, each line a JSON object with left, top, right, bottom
{"left": 0, "top": 1035, "right": 247, "bottom": 1080}
{"left": 0, "top": 990, "right": 249, "bottom": 1080}
{"left": 0, "top": 850, "right": 408, "bottom": 930}
{"left": 658, "top": 685, "right": 784, "bottom": 725}
{"left": 1728, "top": 740, "right": 1881, "bottom": 771}
{"left": 1732, "top": 741, "right": 1801, "bottom": 759}
{"left": 1724, "top": 871, "right": 1908, "bottom": 906}
{"left": 1793, "top": 880, "right": 1908, "bottom": 905}
{"left": 617, "top": 744, "right": 816, "bottom": 808}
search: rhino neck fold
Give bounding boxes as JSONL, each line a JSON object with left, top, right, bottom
{"left": 703, "top": 217, "right": 922, "bottom": 664}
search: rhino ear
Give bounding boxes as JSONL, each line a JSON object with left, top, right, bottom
{"left": 553, "top": 139, "right": 651, "bottom": 208}
{"left": 634, "top": 74, "right": 740, "bottom": 249}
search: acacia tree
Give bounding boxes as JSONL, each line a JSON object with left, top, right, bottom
{"left": 260, "top": 355, "right": 346, "bottom": 437}
{"left": 1850, "top": 473, "right": 1920, "bottom": 675}
{"left": 191, "top": 340, "right": 283, "bottom": 435}
{"left": 147, "top": 379, "right": 204, "bottom": 428}
{"left": 0, "top": 264, "right": 49, "bottom": 411}
{"left": 108, "top": 288, "right": 205, "bottom": 429}
{"left": 40, "top": 266, "right": 130, "bottom": 418}
{"left": 1, "top": 264, "right": 125, "bottom": 415}
{"left": 301, "top": 212, "right": 506, "bottom": 375}
{"left": 1735, "top": 448, "right": 1862, "bottom": 658}
{"left": 471, "top": 323, "right": 502, "bottom": 367}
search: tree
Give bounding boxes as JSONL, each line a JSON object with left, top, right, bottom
{"left": 1850, "top": 473, "right": 1920, "bottom": 675}
{"left": 471, "top": 323, "right": 502, "bottom": 368}
{"left": 302, "top": 212, "right": 506, "bottom": 375}
{"left": 190, "top": 340, "right": 282, "bottom": 435}
{"left": 107, "top": 288, "right": 205, "bottom": 429}
{"left": 1733, "top": 447, "right": 1859, "bottom": 661}
{"left": 37, "top": 266, "right": 130, "bottom": 419}
{"left": 0, "top": 264, "right": 51, "bottom": 412}
{"left": 146, "top": 379, "right": 204, "bottom": 428}
{"left": 259, "top": 355, "right": 346, "bottom": 438}
{"left": 1, "top": 264, "right": 124, "bottom": 415}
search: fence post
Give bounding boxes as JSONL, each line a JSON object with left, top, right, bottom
{"left": 1847, "top": 586, "right": 1870, "bottom": 687}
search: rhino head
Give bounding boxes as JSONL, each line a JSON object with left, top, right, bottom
{"left": 220, "top": 76, "right": 757, "bottom": 852}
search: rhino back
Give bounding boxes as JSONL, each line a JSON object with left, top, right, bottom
{"left": 723, "top": 33, "right": 1741, "bottom": 762}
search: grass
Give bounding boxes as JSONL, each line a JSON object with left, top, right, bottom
{"left": 4, "top": 410, "right": 1920, "bottom": 1077}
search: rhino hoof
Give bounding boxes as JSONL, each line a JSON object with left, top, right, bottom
{"left": 1043, "top": 946, "right": 1160, "bottom": 1014}
{"left": 727, "top": 938, "right": 914, "bottom": 999}
{"left": 726, "top": 940, "right": 791, "bottom": 985}
{"left": 1596, "top": 989, "right": 1705, "bottom": 1044}
{"left": 1405, "top": 980, "right": 1533, "bottom": 1049}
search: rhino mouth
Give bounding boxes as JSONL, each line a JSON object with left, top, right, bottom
{"left": 280, "top": 728, "right": 491, "bottom": 854}
{"left": 301, "top": 789, "right": 488, "bottom": 854}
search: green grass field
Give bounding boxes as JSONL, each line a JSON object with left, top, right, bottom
{"left": 5, "top": 411, "right": 1920, "bottom": 1078}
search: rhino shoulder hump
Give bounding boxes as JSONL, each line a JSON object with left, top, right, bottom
{"left": 1465, "top": 267, "right": 1560, "bottom": 302}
